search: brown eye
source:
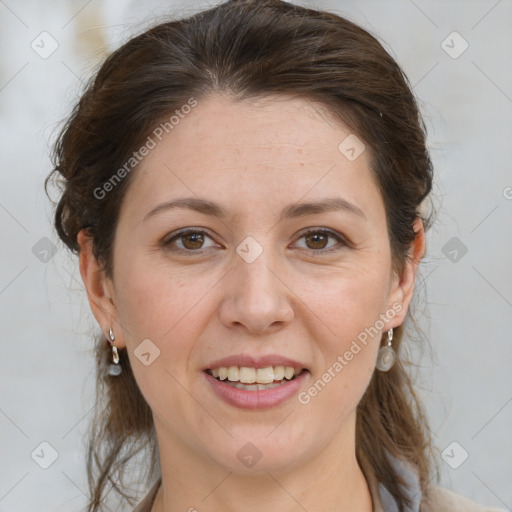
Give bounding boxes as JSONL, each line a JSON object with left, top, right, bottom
{"left": 304, "top": 232, "right": 329, "bottom": 250}
{"left": 163, "top": 229, "right": 218, "bottom": 253}
{"left": 294, "top": 229, "right": 346, "bottom": 253}
{"left": 181, "top": 232, "right": 205, "bottom": 250}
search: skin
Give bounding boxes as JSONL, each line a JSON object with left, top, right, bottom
{"left": 78, "top": 93, "right": 425, "bottom": 512}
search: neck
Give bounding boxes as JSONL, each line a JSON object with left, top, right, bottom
{"left": 151, "top": 416, "right": 373, "bottom": 512}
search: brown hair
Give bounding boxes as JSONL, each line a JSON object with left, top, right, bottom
{"left": 46, "top": 1, "right": 435, "bottom": 510}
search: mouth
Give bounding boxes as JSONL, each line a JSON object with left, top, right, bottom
{"left": 203, "top": 355, "right": 310, "bottom": 409}
{"left": 205, "top": 365, "right": 306, "bottom": 391}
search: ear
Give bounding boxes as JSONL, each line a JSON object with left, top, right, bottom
{"left": 384, "top": 217, "right": 426, "bottom": 328}
{"left": 77, "top": 229, "right": 126, "bottom": 349}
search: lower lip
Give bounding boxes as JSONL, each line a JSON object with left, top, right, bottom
{"left": 204, "top": 371, "right": 309, "bottom": 410}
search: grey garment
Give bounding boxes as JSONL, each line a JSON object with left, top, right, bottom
{"left": 377, "top": 452, "right": 422, "bottom": 512}
{"left": 358, "top": 449, "right": 422, "bottom": 512}
{"left": 373, "top": 452, "right": 505, "bottom": 512}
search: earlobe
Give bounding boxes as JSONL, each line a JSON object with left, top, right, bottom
{"left": 386, "top": 218, "right": 426, "bottom": 329}
{"left": 77, "top": 229, "right": 125, "bottom": 348}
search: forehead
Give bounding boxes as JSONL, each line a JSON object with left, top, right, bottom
{"left": 176, "top": 94, "right": 355, "bottom": 154}
{"left": 121, "top": 93, "right": 383, "bottom": 222}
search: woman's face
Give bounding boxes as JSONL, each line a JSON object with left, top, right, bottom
{"left": 82, "top": 94, "right": 420, "bottom": 473}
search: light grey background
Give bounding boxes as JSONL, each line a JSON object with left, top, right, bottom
{"left": 1, "top": 0, "right": 511, "bottom": 511}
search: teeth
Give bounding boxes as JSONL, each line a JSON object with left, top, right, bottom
{"left": 273, "top": 366, "right": 285, "bottom": 380}
{"left": 256, "top": 367, "right": 274, "bottom": 384}
{"left": 209, "top": 365, "right": 301, "bottom": 384}
{"left": 284, "top": 367, "right": 295, "bottom": 380}
{"left": 227, "top": 366, "right": 239, "bottom": 382}
{"left": 239, "top": 367, "right": 256, "bottom": 383}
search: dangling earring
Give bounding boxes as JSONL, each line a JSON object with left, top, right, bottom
{"left": 107, "top": 327, "right": 122, "bottom": 376}
{"left": 376, "top": 328, "right": 396, "bottom": 372}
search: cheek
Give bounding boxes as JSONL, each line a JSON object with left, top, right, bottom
{"left": 112, "top": 259, "right": 213, "bottom": 403}
{"left": 299, "top": 264, "right": 391, "bottom": 343}
{"left": 115, "top": 258, "right": 216, "bottom": 343}
{"left": 113, "top": 262, "right": 216, "bottom": 414}
{"left": 296, "top": 288, "right": 382, "bottom": 435}
{"left": 296, "top": 266, "right": 388, "bottom": 401}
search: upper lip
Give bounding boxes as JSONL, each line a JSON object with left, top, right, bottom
{"left": 204, "top": 354, "right": 308, "bottom": 371}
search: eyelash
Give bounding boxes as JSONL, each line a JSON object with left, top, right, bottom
{"left": 162, "top": 228, "right": 348, "bottom": 255}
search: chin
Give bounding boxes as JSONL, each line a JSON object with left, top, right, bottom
{"left": 203, "top": 424, "right": 316, "bottom": 475}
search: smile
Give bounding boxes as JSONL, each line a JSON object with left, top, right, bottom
{"left": 204, "top": 366, "right": 309, "bottom": 409}
{"left": 207, "top": 365, "right": 302, "bottom": 387}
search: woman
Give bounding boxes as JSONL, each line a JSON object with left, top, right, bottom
{"left": 45, "top": 1, "right": 504, "bottom": 511}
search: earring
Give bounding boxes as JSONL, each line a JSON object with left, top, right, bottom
{"left": 107, "top": 327, "right": 122, "bottom": 376}
{"left": 376, "top": 328, "right": 396, "bottom": 372}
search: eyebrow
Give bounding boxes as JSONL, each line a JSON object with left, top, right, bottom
{"left": 143, "top": 196, "right": 367, "bottom": 222}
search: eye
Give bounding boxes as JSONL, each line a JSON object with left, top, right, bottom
{"left": 292, "top": 229, "right": 347, "bottom": 253}
{"left": 162, "top": 227, "right": 348, "bottom": 255}
{"left": 163, "top": 229, "right": 219, "bottom": 253}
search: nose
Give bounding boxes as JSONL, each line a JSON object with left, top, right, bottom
{"left": 218, "top": 243, "right": 295, "bottom": 335}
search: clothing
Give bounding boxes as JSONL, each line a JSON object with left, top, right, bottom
{"left": 132, "top": 455, "right": 505, "bottom": 512}
{"left": 358, "top": 453, "right": 505, "bottom": 512}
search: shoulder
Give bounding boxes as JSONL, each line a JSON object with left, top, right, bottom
{"left": 359, "top": 450, "right": 504, "bottom": 512}
{"left": 421, "top": 484, "right": 506, "bottom": 512}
